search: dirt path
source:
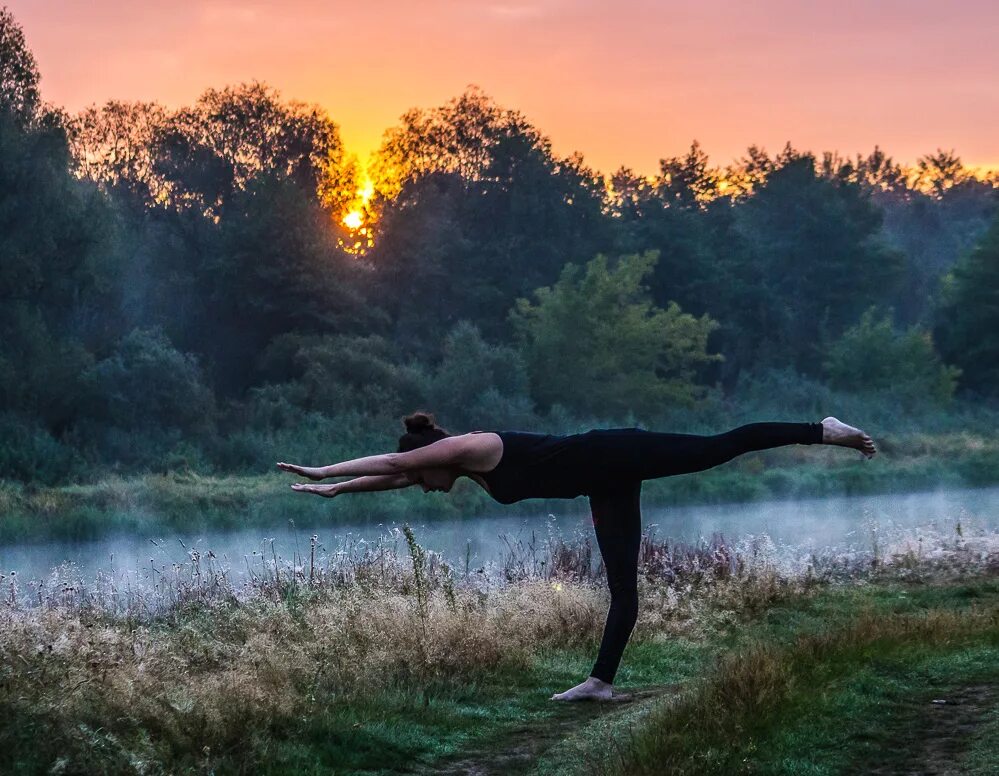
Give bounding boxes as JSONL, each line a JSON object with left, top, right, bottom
{"left": 425, "top": 684, "right": 681, "bottom": 776}
{"left": 428, "top": 682, "right": 998, "bottom": 775}
{"left": 866, "top": 683, "right": 997, "bottom": 776}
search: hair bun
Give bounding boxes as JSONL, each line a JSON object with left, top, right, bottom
{"left": 403, "top": 411, "right": 436, "bottom": 433}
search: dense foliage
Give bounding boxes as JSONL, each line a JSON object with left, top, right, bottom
{"left": 936, "top": 215, "right": 999, "bottom": 397}
{"left": 0, "top": 8, "right": 997, "bottom": 483}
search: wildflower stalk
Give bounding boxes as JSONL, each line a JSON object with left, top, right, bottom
{"left": 442, "top": 561, "right": 457, "bottom": 613}
{"left": 402, "top": 523, "right": 431, "bottom": 702}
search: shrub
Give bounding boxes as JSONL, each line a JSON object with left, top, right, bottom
{"left": 255, "top": 332, "right": 425, "bottom": 421}
{"left": 510, "top": 250, "right": 721, "bottom": 421}
{"left": 823, "top": 307, "right": 960, "bottom": 404}
{"left": 83, "top": 326, "right": 215, "bottom": 433}
{"left": 0, "top": 412, "right": 85, "bottom": 483}
{"left": 419, "top": 320, "right": 538, "bottom": 431}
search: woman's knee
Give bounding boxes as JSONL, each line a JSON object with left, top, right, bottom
{"left": 609, "top": 584, "right": 639, "bottom": 613}
{"left": 611, "top": 594, "right": 639, "bottom": 631}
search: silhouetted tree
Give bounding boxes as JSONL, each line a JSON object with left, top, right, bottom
{"left": 730, "top": 150, "right": 905, "bottom": 372}
{"left": 935, "top": 212, "right": 999, "bottom": 396}
{"left": 0, "top": 7, "right": 125, "bottom": 452}
{"left": 150, "top": 82, "right": 356, "bottom": 218}
{"left": 0, "top": 6, "right": 39, "bottom": 125}
{"left": 68, "top": 100, "right": 169, "bottom": 205}
{"left": 199, "top": 173, "right": 380, "bottom": 395}
{"left": 366, "top": 86, "right": 613, "bottom": 350}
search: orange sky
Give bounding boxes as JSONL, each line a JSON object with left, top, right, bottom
{"left": 11, "top": 0, "right": 999, "bottom": 177}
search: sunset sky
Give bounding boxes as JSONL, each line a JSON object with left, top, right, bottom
{"left": 10, "top": 0, "right": 999, "bottom": 177}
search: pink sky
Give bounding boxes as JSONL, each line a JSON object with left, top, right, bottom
{"left": 11, "top": 0, "right": 999, "bottom": 177}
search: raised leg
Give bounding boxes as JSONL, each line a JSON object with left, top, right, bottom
{"left": 603, "top": 422, "right": 825, "bottom": 482}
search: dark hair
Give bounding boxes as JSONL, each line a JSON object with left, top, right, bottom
{"left": 397, "top": 410, "right": 450, "bottom": 453}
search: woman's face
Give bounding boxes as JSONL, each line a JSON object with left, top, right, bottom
{"left": 406, "top": 467, "right": 458, "bottom": 493}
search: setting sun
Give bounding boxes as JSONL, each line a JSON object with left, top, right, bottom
{"left": 358, "top": 178, "right": 374, "bottom": 204}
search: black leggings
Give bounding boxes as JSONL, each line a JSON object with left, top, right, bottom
{"left": 587, "top": 421, "right": 823, "bottom": 684}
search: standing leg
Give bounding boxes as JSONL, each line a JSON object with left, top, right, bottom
{"left": 551, "top": 481, "right": 642, "bottom": 701}
{"left": 590, "top": 481, "right": 643, "bottom": 683}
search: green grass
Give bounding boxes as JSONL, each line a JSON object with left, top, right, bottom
{"left": 586, "top": 579, "right": 999, "bottom": 776}
{"left": 964, "top": 700, "right": 999, "bottom": 775}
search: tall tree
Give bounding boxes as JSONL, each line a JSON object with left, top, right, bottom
{"left": 199, "top": 173, "right": 381, "bottom": 396}
{"left": 731, "top": 150, "right": 905, "bottom": 372}
{"left": 935, "top": 212, "right": 999, "bottom": 396}
{"left": 0, "top": 8, "right": 119, "bottom": 432}
{"left": 368, "top": 84, "right": 528, "bottom": 202}
{"left": 149, "top": 82, "right": 356, "bottom": 218}
{"left": 0, "top": 6, "right": 39, "bottom": 125}
{"left": 608, "top": 143, "right": 746, "bottom": 384}
{"left": 68, "top": 100, "right": 169, "bottom": 205}
{"left": 366, "top": 86, "right": 613, "bottom": 350}
{"left": 611, "top": 163, "right": 718, "bottom": 299}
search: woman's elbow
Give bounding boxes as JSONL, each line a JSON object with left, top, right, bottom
{"left": 385, "top": 452, "right": 410, "bottom": 474}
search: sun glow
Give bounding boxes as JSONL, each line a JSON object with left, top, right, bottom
{"left": 358, "top": 177, "right": 375, "bottom": 204}
{"left": 337, "top": 173, "right": 376, "bottom": 255}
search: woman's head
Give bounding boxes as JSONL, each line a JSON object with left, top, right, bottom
{"left": 397, "top": 410, "right": 450, "bottom": 452}
{"left": 397, "top": 411, "right": 457, "bottom": 493}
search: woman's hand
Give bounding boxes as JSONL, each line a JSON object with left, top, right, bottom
{"left": 290, "top": 483, "right": 339, "bottom": 498}
{"left": 276, "top": 462, "right": 324, "bottom": 480}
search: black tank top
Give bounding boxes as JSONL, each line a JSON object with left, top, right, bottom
{"left": 477, "top": 429, "right": 637, "bottom": 504}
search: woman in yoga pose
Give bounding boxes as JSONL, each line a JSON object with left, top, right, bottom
{"left": 277, "top": 412, "right": 876, "bottom": 701}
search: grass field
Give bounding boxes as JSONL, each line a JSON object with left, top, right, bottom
{"left": 1, "top": 521, "right": 996, "bottom": 774}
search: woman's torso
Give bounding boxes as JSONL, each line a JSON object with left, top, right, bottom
{"left": 470, "top": 428, "right": 641, "bottom": 504}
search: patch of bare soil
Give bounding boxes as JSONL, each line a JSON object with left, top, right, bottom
{"left": 425, "top": 684, "right": 681, "bottom": 776}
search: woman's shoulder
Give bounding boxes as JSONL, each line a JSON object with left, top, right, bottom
{"left": 458, "top": 431, "right": 506, "bottom": 474}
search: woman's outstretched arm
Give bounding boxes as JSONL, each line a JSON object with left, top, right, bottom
{"left": 277, "top": 435, "right": 480, "bottom": 479}
{"left": 291, "top": 473, "right": 414, "bottom": 498}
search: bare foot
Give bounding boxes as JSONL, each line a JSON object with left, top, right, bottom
{"left": 290, "top": 483, "right": 338, "bottom": 498}
{"left": 551, "top": 676, "right": 614, "bottom": 702}
{"left": 821, "top": 417, "right": 877, "bottom": 459}
{"left": 276, "top": 462, "right": 324, "bottom": 480}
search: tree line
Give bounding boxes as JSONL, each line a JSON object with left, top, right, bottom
{"left": 1, "top": 7, "right": 997, "bottom": 483}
